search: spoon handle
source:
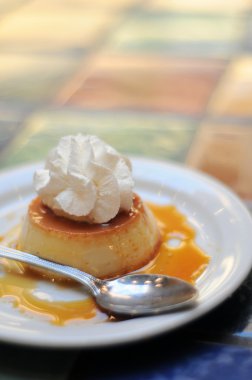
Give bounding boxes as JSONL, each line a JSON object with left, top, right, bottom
{"left": 0, "top": 245, "right": 100, "bottom": 295}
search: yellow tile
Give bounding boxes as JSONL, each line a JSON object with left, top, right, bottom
{"left": 22, "top": 0, "right": 137, "bottom": 10}
{"left": 0, "top": 3, "right": 114, "bottom": 52}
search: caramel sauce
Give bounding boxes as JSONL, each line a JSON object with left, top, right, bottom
{"left": 30, "top": 195, "right": 142, "bottom": 236}
{"left": 142, "top": 204, "right": 209, "bottom": 283}
{"left": 0, "top": 203, "right": 209, "bottom": 326}
{"left": 0, "top": 269, "right": 97, "bottom": 325}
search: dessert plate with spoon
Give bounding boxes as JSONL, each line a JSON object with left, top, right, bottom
{"left": 0, "top": 135, "right": 251, "bottom": 348}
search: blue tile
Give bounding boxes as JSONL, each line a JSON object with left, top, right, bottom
{"left": 123, "top": 344, "right": 252, "bottom": 380}
{"left": 70, "top": 341, "right": 252, "bottom": 380}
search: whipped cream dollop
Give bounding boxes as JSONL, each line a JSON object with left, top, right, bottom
{"left": 34, "top": 134, "right": 134, "bottom": 223}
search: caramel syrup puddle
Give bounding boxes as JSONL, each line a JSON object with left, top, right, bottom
{"left": 0, "top": 259, "right": 97, "bottom": 326}
{"left": 143, "top": 204, "right": 209, "bottom": 283}
{"left": 0, "top": 204, "right": 209, "bottom": 326}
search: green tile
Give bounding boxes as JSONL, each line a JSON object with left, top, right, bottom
{"left": 0, "top": 54, "right": 80, "bottom": 104}
{"left": 0, "top": 105, "right": 27, "bottom": 153}
{"left": 106, "top": 13, "right": 246, "bottom": 58}
{"left": 146, "top": 0, "right": 252, "bottom": 14}
{"left": 0, "top": 122, "right": 21, "bottom": 152}
{"left": 0, "top": 109, "right": 199, "bottom": 169}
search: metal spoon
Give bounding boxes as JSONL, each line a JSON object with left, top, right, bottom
{"left": 0, "top": 245, "right": 198, "bottom": 316}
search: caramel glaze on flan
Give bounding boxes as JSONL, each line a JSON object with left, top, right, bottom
{"left": 18, "top": 194, "right": 161, "bottom": 279}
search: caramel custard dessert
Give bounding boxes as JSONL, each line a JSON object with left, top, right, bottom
{"left": 20, "top": 194, "right": 160, "bottom": 279}
{"left": 0, "top": 134, "right": 209, "bottom": 325}
{"left": 18, "top": 134, "right": 160, "bottom": 279}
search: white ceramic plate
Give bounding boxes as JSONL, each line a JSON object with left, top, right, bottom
{"left": 0, "top": 157, "right": 252, "bottom": 348}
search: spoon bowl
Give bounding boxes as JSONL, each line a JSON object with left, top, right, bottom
{"left": 97, "top": 274, "right": 197, "bottom": 315}
{"left": 0, "top": 245, "right": 198, "bottom": 316}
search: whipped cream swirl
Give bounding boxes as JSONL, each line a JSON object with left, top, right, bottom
{"left": 34, "top": 134, "right": 134, "bottom": 223}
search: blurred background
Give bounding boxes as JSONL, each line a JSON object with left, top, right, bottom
{"left": 0, "top": 2, "right": 252, "bottom": 378}
{"left": 0, "top": 0, "right": 251, "bottom": 209}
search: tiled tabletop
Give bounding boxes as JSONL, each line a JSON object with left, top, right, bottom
{"left": 0, "top": 0, "right": 252, "bottom": 379}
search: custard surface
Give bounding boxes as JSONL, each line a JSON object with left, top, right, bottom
{"left": 19, "top": 194, "right": 161, "bottom": 279}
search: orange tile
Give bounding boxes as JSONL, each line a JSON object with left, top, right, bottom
{"left": 209, "top": 56, "right": 252, "bottom": 117}
{"left": 186, "top": 124, "right": 252, "bottom": 200}
{"left": 60, "top": 56, "right": 224, "bottom": 115}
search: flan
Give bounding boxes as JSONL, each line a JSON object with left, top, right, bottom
{"left": 19, "top": 194, "right": 160, "bottom": 279}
